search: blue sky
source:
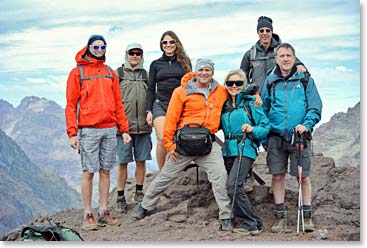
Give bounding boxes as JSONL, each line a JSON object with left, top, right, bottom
{"left": 0, "top": 0, "right": 361, "bottom": 125}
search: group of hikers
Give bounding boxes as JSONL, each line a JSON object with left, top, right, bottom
{"left": 65, "top": 16, "right": 322, "bottom": 235}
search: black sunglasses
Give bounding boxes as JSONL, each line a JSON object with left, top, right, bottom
{"left": 161, "top": 40, "right": 176, "bottom": 45}
{"left": 128, "top": 51, "right": 142, "bottom": 56}
{"left": 259, "top": 28, "right": 271, "bottom": 33}
{"left": 226, "top": 80, "right": 244, "bottom": 87}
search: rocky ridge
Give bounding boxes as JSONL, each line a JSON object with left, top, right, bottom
{"left": 1, "top": 152, "right": 359, "bottom": 241}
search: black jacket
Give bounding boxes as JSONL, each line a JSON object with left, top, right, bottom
{"left": 146, "top": 54, "right": 186, "bottom": 111}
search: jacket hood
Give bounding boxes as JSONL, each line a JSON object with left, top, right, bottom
{"left": 75, "top": 46, "right": 105, "bottom": 66}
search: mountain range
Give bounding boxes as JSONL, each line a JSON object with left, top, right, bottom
{"left": 312, "top": 102, "right": 360, "bottom": 168}
{"left": 0, "top": 96, "right": 360, "bottom": 239}
{"left": 0, "top": 97, "right": 158, "bottom": 194}
{"left": 0, "top": 129, "right": 81, "bottom": 234}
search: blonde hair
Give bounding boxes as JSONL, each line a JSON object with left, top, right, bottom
{"left": 224, "top": 69, "right": 248, "bottom": 85}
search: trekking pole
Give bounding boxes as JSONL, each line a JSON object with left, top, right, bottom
{"left": 230, "top": 133, "right": 247, "bottom": 219}
{"left": 294, "top": 131, "right": 305, "bottom": 234}
{"left": 215, "top": 135, "right": 265, "bottom": 185}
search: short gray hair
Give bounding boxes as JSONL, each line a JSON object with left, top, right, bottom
{"left": 275, "top": 43, "right": 296, "bottom": 56}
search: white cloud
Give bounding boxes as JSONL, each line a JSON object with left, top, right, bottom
{"left": 0, "top": 0, "right": 361, "bottom": 125}
{"left": 336, "top": 66, "right": 353, "bottom": 72}
{"left": 26, "top": 77, "right": 47, "bottom": 84}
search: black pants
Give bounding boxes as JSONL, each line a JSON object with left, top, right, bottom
{"left": 224, "top": 156, "right": 263, "bottom": 230}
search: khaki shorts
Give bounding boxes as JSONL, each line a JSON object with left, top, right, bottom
{"left": 79, "top": 127, "right": 117, "bottom": 173}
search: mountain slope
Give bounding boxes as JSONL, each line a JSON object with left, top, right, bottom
{"left": 0, "top": 129, "right": 81, "bottom": 234}
{"left": 0, "top": 97, "right": 159, "bottom": 194}
{"left": 313, "top": 102, "right": 360, "bottom": 167}
{"left": 1, "top": 152, "right": 359, "bottom": 241}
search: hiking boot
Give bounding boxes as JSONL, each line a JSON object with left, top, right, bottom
{"left": 134, "top": 190, "right": 144, "bottom": 203}
{"left": 97, "top": 210, "right": 118, "bottom": 226}
{"left": 132, "top": 203, "right": 146, "bottom": 220}
{"left": 303, "top": 210, "right": 315, "bottom": 232}
{"left": 116, "top": 196, "right": 128, "bottom": 214}
{"left": 271, "top": 210, "right": 288, "bottom": 233}
{"left": 244, "top": 176, "right": 254, "bottom": 193}
{"left": 219, "top": 218, "right": 233, "bottom": 231}
{"left": 233, "top": 227, "right": 260, "bottom": 236}
{"left": 82, "top": 213, "right": 98, "bottom": 231}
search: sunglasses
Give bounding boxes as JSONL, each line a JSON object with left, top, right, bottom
{"left": 128, "top": 51, "right": 142, "bottom": 56}
{"left": 90, "top": 45, "right": 106, "bottom": 50}
{"left": 259, "top": 28, "right": 271, "bottom": 33}
{"left": 161, "top": 40, "right": 176, "bottom": 45}
{"left": 226, "top": 80, "right": 244, "bottom": 87}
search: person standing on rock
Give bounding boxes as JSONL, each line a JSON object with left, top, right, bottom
{"left": 240, "top": 16, "right": 307, "bottom": 193}
{"left": 221, "top": 69, "right": 270, "bottom": 235}
{"left": 132, "top": 59, "right": 233, "bottom": 231}
{"left": 115, "top": 43, "right": 152, "bottom": 213}
{"left": 65, "top": 34, "right": 131, "bottom": 231}
{"left": 145, "top": 30, "right": 192, "bottom": 171}
{"left": 261, "top": 43, "right": 322, "bottom": 233}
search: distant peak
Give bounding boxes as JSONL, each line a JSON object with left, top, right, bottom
{"left": 18, "top": 96, "right": 49, "bottom": 113}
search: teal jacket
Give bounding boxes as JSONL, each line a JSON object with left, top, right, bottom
{"left": 221, "top": 92, "right": 270, "bottom": 160}
{"left": 261, "top": 66, "right": 322, "bottom": 142}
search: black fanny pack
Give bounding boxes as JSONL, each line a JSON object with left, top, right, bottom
{"left": 175, "top": 123, "right": 213, "bottom": 156}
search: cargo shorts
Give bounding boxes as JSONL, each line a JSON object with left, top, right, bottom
{"left": 266, "top": 135, "right": 312, "bottom": 177}
{"left": 79, "top": 127, "right": 117, "bottom": 173}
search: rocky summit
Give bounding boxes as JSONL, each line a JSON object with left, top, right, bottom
{"left": 1, "top": 152, "right": 359, "bottom": 241}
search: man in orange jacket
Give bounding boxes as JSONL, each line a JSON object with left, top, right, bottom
{"left": 132, "top": 59, "right": 233, "bottom": 231}
{"left": 65, "top": 35, "right": 131, "bottom": 231}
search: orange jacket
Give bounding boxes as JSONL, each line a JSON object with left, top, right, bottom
{"left": 65, "top": 46, "right": 129, "bottom": 138}
{"left": 163, "top": 72, "right": 228, "bottom": 152}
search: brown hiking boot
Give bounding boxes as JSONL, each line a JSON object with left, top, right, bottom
{"left": 303, "top": 210, "right": 315, "bottom": 232}
{"left": 116, "top": 196, "right": 128, "bottom": 214}
{"left": 244, "top": 176, "right": 254, "bottom": 193}
{"left": 271, "top": 210, "right": 288, "bottom": 233}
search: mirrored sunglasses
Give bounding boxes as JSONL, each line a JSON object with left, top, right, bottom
{"left": 161, "top": 40, "right": 176, "bottom": 45}
{"left": 226, "top": 80, "right": 244, "bottom": 87}
{"left": 128, "top": 51, "right": 142, "bottom": 56}
{"left": 90, "top": 45, "right": 106, "bottom": 50}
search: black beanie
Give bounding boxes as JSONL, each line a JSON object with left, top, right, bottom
{"left": 257, "top": 16, "right": 273, "bottom": 32}
{"left": 87, "top": 34, "right": 107, "bottom": 46}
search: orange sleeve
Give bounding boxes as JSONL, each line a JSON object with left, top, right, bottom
{"left": 65, "top": 68, "right": 81, "bottom": 138}
{"left": 163, "top": 87, "right": 185, "bottom": 152}
{"left": 112, "top": 70, "right": 129, "bottom": 133}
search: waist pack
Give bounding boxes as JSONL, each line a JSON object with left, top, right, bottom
{"left": 175, "top": 123, "right": 213, "bottom": 156}
{"left": 20, "top": 224, "right": 84, "bottom": 241}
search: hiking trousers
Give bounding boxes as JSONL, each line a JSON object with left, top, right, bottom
{"left": 225, "top": 156, "right": 263, "bottom": 230}
{"left": 141, "top": 142, "right": 231, "bottom": 219}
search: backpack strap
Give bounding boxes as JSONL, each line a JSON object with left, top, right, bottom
{"left": 117, "top": 64, "right": 148, "bottom": 83}
{"left": 243, "top": 100, "right": 255, "bottom": 126}
{"left": 250, "top": 45, "right": 257, "bottom": 61}
{"left": 117, "top": 65, "right": 125, "bottom": 83}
